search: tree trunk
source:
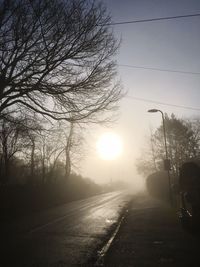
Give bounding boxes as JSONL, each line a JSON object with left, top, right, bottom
{"left": 4, "top": 157, "right": 10, "bottom": 184}
{"left": 65, "top": 123, "right": 73, "bottom": 180}
{"left": 42, "top": 144, "right": 46, "bottom": 184}
{"left": 30, "top": 139, "right": 35, "bottom": 183}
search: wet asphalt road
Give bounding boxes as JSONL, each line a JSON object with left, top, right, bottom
{"left": 1, "top": 191, "right": 132, "bottom": 266}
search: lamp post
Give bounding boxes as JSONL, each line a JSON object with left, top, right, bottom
{"left": 148, "top": 109, "right": 173, "bottom": 206}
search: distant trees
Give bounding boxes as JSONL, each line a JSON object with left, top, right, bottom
{"left": 137, "top": 114, "right": 200, "bottom": 180}
{"left": 0, "top": 116, "right": 85, "bottom": 185}
{"left": 0, "top": 115, "right": 27, "bottom": 183}
{"left": 0, "top": 0, "right": 122, "bottom": 123}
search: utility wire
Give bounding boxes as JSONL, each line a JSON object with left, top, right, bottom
{"left": 119, "top": 64, "right": 200, "bottom": 76}
{"left": 126, "top": 95, "right": 200, "bottom": 111}
{"left": 101, "top": 13, "right": 200, "bottom": 26}
{"left": 103, "top": 13, "right": 200, "bottom": 110}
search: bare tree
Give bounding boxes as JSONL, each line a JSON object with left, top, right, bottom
{"left": 23, "top": 116, "right": 43, "bottom": 183}
{"left": 0, "top": 0, "right": 122, "bottom": 122}
{"left": 63, "top": 122, "right": 84, "bottom": 179}
{"left": 136, "top": 114, "right": 200, "bottom": 179}
{"left": 46, "top": 122, "right": 84, "bottom": 181}
{"left": 0, "top": 115, "right": 26, "bottom": 183}
{"left": 65, "top": 123, "right": 73, "bottom": 179}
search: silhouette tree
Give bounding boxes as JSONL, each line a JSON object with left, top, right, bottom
{"left": 137, "top": 114, "right": 200, "bottom": 179}
{"left": 0, "top": 0, "right": 122, "bottom": 122}
{"left": 21, "top": 115, "right": 43, "bottom": 183}
{"left": 0, "top": 115, "right": 27, "bottom": 183}
{"left": 45, "top": 122, "right": 84, "bottom": 181}
{"left": 155, "top": 114, "right": 199, "bottom": 178}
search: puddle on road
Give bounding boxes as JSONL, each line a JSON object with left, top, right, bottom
{"left": 105, "top": 219, "right": 117, "bottom": 224}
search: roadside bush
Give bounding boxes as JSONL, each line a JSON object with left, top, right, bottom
{"left": 146, "top": 171, "right": 169, "bottom": 201}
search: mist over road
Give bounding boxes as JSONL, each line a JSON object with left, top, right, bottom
{"left": 1, "top": 191, "right": 133, "bottom": 266}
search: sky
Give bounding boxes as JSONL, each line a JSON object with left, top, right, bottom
{"left": 81, "top": 0, "right": 200, "bottom": 189}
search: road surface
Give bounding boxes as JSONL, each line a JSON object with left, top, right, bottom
{"left": 1, "top": 191, "right": 132, "bottom": 266}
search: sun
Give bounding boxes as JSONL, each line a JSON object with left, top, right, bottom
{"left": 96, "top": 132, "right": 123, "bottom": 160}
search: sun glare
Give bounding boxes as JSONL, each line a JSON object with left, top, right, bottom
{"left": 96, "top": 132, "right": 123, "bottom": 160}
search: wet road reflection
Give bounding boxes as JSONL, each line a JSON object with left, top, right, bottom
{"left": 1, "top": 191, "right": 132, "bottom": 266}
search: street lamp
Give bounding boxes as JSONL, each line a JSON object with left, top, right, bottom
{"left": 148, "top": 109, "right": 173, "bottom": 205}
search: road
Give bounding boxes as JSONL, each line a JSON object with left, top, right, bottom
{"left": 1, "top": 191, "right": 132, "bottom": 266}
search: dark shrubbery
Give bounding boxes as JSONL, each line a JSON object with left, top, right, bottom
{"left": 146, "top": 171, "right": 169, "bottom": 201}
{"left": 0, "top": 173, "right": 101, "bottom": 221}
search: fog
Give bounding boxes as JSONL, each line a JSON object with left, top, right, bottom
{"left": 80, "top": 0, "right": 200, "bottom": 189}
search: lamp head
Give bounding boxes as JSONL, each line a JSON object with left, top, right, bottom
{"left": 148, "top": 109, "right": 159, "bottom": 113}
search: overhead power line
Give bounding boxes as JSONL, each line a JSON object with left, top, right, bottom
{"left": 126, "top": 95, "right": 200, "bottom": 111}
{"left": 101, "top": 13, "right": 200, "bottom": 26}
{"left": 119, "top": 64, "right": 200, "bottom": 76}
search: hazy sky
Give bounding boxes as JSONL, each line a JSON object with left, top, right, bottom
{"left": 81, "top": 0, "right": 200, "bottom": 189}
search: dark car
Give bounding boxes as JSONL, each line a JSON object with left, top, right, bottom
{"left": 179, "top": 161, "right": 200, "bottom": 232}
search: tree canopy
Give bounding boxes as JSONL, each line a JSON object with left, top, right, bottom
{"left": 137, "top": 114, "right": 200, "bottom": 179}
{"left": 0, "top": 0, "right": 122, "bottom": 122}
